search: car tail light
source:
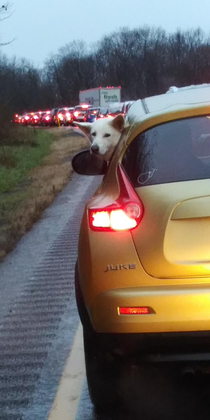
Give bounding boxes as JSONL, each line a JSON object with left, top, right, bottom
{"left": 25, "top": 115, "right": 30, "bottom": 120}
{"left": 45, "top": 115, "right": 50, "bottom": 121}
{"left": 66, "top": 112, "right": 71, "bottom": 118}
{"left": 89, "top": 166, "right": 144, "bottom": 232}
{"left": 58, "top": 113, "right": 62, "bottom": 118}
{"left": 99, "top": 114, "right": 104, "bottom": 118}
{"left": 119, "top": 307, "right": 151, "bottom": 315}
{"left": 74, "top": 111, "right": 79, "bottom": 117}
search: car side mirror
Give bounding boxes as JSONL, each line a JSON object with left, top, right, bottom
{"left": 72, "top": 150, "right": 108, "bottom": 175}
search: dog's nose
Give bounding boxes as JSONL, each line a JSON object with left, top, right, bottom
{"left": 91, "top": 145, "right": 99, "bottom": 154}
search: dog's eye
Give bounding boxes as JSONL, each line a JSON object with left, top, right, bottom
{"left": 104, "top": 133, "right": 111, "bottom": 138}
{"left": 91, "top": 132, "right": 96, "bottom": 137}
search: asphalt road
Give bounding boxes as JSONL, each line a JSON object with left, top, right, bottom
{"left": 1, "top": 170, "right": 210, "bottom": 420}
{"left": 0, "top": 172, "right": 99, "bottom": 420}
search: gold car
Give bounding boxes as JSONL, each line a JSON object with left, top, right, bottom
{"left": 73, "top": 84, "right": 210, "bottom": 410}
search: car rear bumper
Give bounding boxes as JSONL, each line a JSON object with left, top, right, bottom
{"left": 73, "top": 117, "right": 86, "bottom": 122}
{"left": 90, "top": 285, "right": 210, "bottom": 334}
{"left": 91, "top": 330, "right": 210, "bottom": 364}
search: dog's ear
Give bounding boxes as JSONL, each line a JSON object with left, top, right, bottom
{"left": 110, "top": 114, "right": 125, "bottom": 132}
{"left": 74, "top": 122, "right": 92, "bottom": 137}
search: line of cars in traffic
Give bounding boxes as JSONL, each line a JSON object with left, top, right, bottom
{"left": 14, "top": 101, "right": 134, "bottom": 127}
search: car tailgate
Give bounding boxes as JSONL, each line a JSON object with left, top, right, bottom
{"left": 132, "top": 179, "right": 210, "bottom": 278}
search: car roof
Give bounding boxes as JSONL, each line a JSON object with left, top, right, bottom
{"left": 126, "top": 84, "right": 210, "bottom": 125}
{"left": 88, "top": 107, "right": 100, "bottom": 110}
{"left": 74, "top": 104, "right": 90, "bottom": 108}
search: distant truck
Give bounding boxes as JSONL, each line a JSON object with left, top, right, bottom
{"left": 79, "top": 86, "right": 121, "bottom": 107}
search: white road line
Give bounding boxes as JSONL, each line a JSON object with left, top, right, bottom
{"left": 48, "top": 323, "right": 85, "bottom": 420}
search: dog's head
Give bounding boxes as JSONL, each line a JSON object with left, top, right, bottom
{"left": 74, "top": 114, "right": 125, "bottom": 161}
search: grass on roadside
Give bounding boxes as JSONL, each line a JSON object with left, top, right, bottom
{"left": 0, "top": 129, "right": 52, "bottom": 193}
{"left": 0, "top": 127, "right": 88, "bottom": 260}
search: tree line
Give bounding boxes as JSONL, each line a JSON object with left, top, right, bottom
{"left": 1, "top": 26, "right": 210, "bottom": 117}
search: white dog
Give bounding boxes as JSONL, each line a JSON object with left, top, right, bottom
{"left": 74, "top": 114, "right": 125, "bottom": 161}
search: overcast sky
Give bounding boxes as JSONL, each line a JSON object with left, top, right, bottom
{"left": 1, "top": 0, "right": 210, "bottom": 67}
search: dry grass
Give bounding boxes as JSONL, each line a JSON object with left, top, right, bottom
{"left": 0, "top": 129, "right": 89, "bottom": 260}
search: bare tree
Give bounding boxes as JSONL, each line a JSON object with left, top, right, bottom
{"left": 0, "top": 2, "right": 15, "bottom": 45}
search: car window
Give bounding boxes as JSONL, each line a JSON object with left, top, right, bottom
{"left": 99, "top": 108, "right": 108, "bottom": 115}
{"left": 122, "top": 116, "right": 210, "bottom": 187}
{"left": 88, "top": 109, "right": 99, "bottom": 115}
{"left": 109, "top": 106, "right": 122, "bottom": 113}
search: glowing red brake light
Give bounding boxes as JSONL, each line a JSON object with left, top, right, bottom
{"left": 119, "top": 307, "right": 150, "bottom": 315}
{"left": 89, "top": 166, "right": 144, "bottom": 232}
{"left": 90, "top": 205, "right": 140, "bottom": 231}
{"left": 74, "top": 111, "right": 79, "bottom": 117}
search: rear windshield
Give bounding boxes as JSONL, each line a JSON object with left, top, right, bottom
{"left": 122, "top": 116, "right": 210, "bottom": 187}
{"left": 110, "top": 106, "right": 122, "bottom": 113}
{"left": 87, "top": 109, "right": 99, "bottom": 116}
{"left": 99, "top": 108, "right": 109, "bottom": 115}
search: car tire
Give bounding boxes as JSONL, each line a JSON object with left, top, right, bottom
{"left": 75, "top": 262, "right": 122, "bottom": 411}
{"left": 83, "top": 322, "right": 122, "bottom": 411}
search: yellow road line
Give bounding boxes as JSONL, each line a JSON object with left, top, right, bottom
{"left": 48, "top": 323, "right": 85, "bottom": 420}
